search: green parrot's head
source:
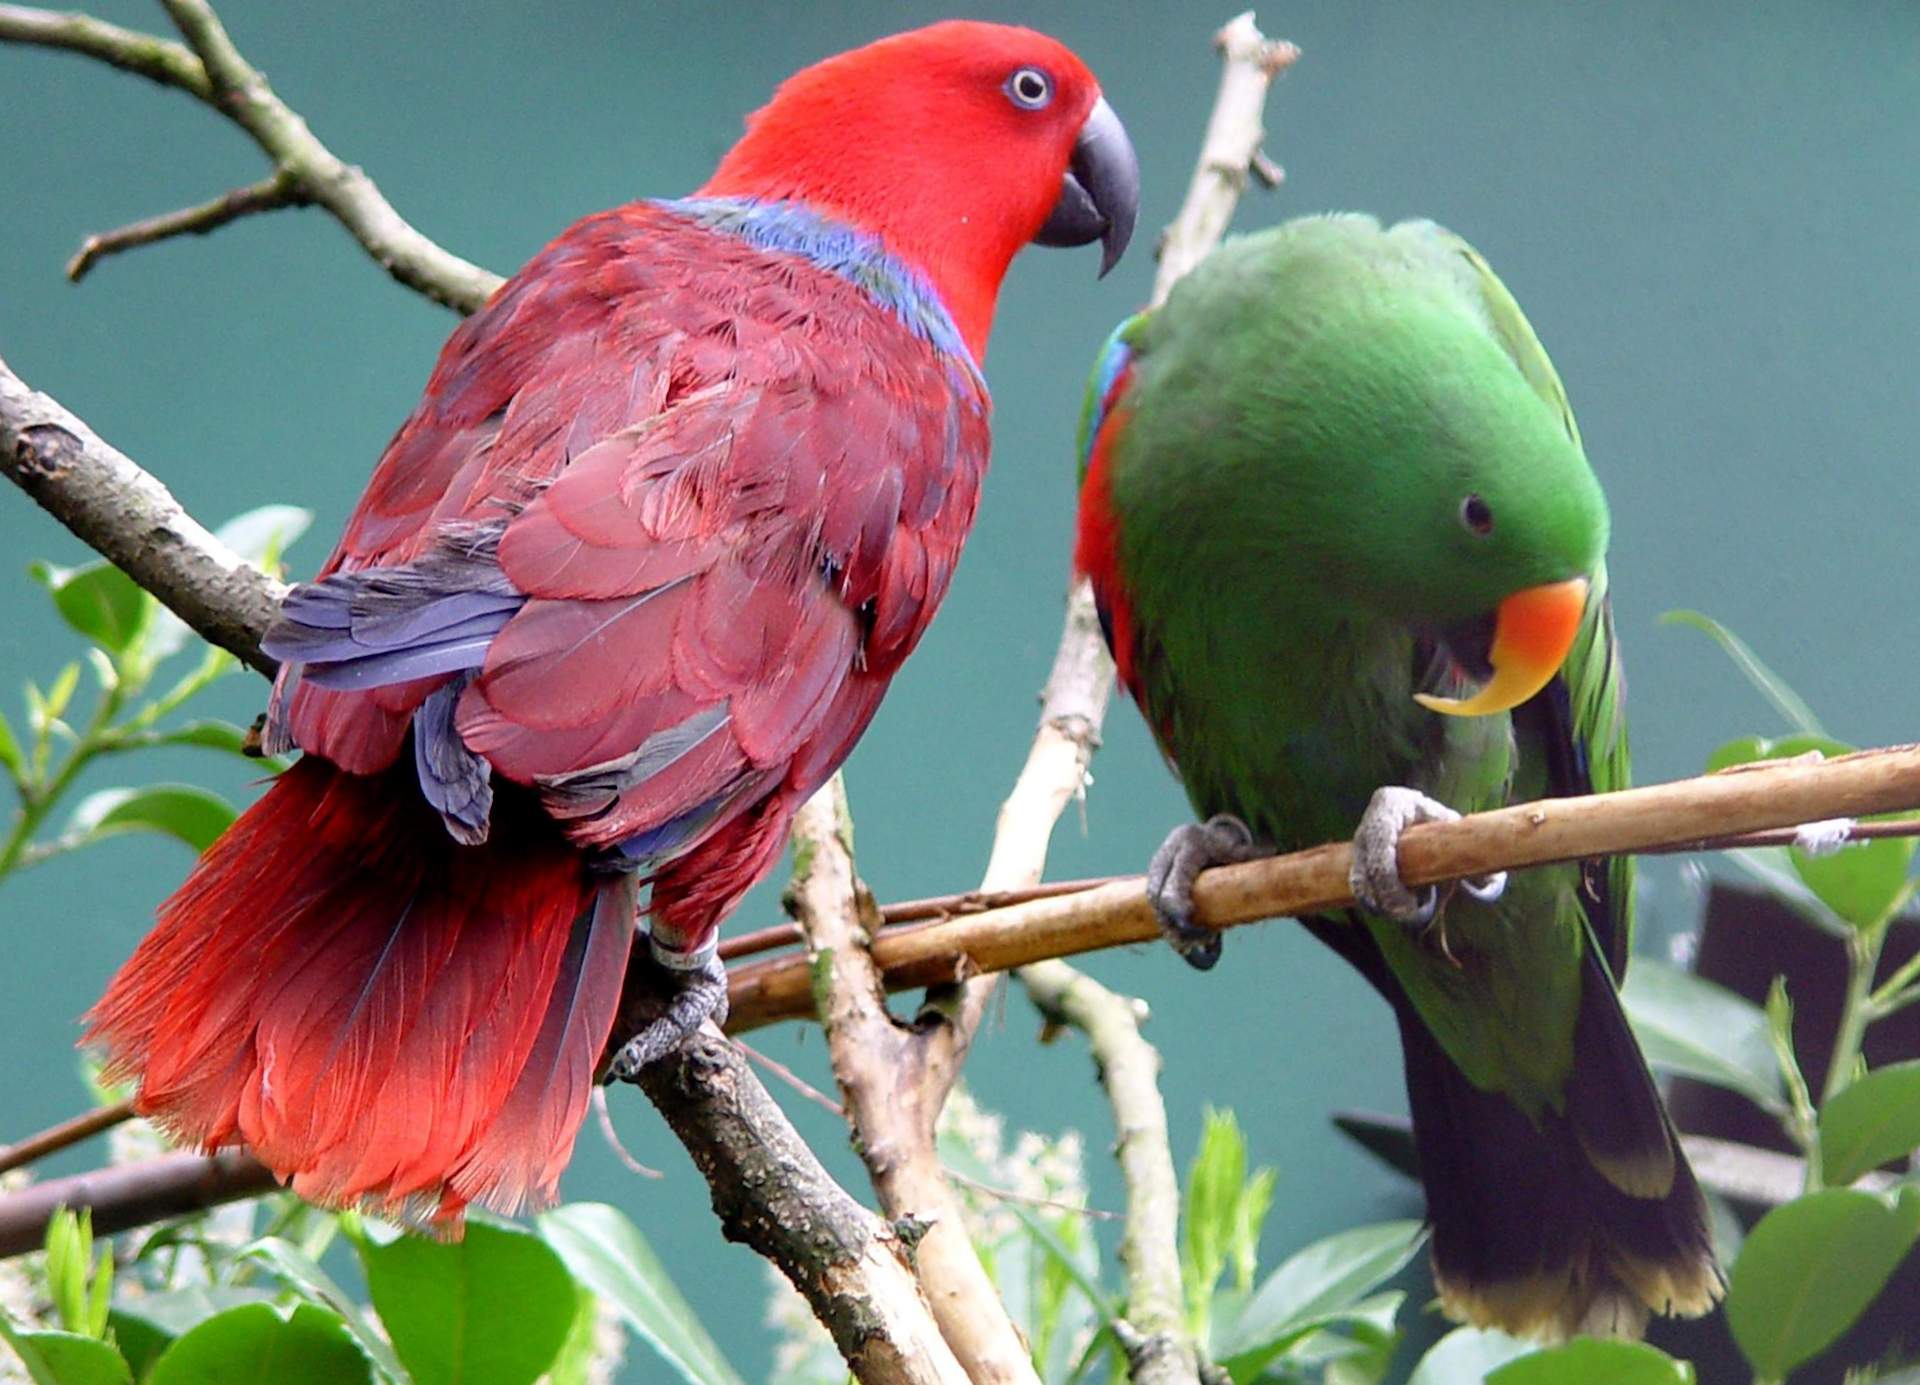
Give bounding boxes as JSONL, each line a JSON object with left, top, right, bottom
{"left": 1253, "top": 289, "right": 1611, "bottom": 717}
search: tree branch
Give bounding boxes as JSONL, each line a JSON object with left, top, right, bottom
{"left": 1154, "top": 13, "right": 1301, "bottom": 292}
{"left": 0, "top": 4, "right": 210, "bottom": 97}
{"left": 0, "top": 1, "right": 501, "bottom": 310}
{"left": 66, "top": 170, "right": 308, "bottom": 283}
{"left": 631, "top": 1028, "right": 970, "bottom": 1385}
{"left": 0, "top": 354, "right": 283, "bottom": 675}
{"left": 788, "top": 779, "right": 1039, "bottom": 1384}
{"left": 0, "top": 1099, "right": 136, "bottom": 1176}
{"left": 1022, "top": 964, "right": 1200, "bottom": 1384}
{"left": 725, "top": 743, "right": 1920, "bottom": 1033}
{"left": 0, "top": 1153, "right": 274, "bottom": 1257}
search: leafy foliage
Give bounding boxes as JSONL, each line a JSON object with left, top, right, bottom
{"left": 0, "top": 505, "right": 310, "bottom": 887}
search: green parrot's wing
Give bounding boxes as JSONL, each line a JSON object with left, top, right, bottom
{"left": 1416, "top": 223, "right": 1585, "bottom": 453}
{"left": 1549, "top": 568, "right": 1633, "bottom": 976}
{"left": 1420, "top": 223, "right": 1634, "bottom": 974}
{"left": 1075, "top": 310, "right": 1150, "bottom": 484}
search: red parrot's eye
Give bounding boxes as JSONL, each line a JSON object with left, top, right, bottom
{"left": 1460, "top": 494, "right": 1495, "bottom": 536}
{"left": 1005, "top": 66, "right": 1054, "bottom": 110}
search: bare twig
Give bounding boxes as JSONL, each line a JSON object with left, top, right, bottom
{"left": 1154, "top": 13, "right": 1301, "bottom": 292}
{"left": 0, "top": 1099, "right": 136, "bottom": 1175}
{"left": 589, "top": 1086, "right": 663, "bottom": 1180}
{"left": 731, "top": 1038, "right": 847, "bottom": 1119}
{"left": 726, "top": 743, "right": 1920, "bottom": 1034}
{"left": 788, "top": 779, "right": 1040, "bottom": 1384}
{"left": 0, "top": 4, "right": 210, "bottom": 97}
{"left": 0, "top": 355, "right": 284, "bottom": 675}
{"left": 0, "top": 1, "right": 500, "bottom": 310}
{"left": 1022, "top": 964, "right": 1195, "bottom": 1381}
{"left": 0, "top": 1152, "right": 274, "bottom": 1257}
{"left": 67, "top": 170, "right": 308, "bottom": 282}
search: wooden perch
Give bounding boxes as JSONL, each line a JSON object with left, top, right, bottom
{"left": 724, "top": 744, "right": 1920, "bottom": 1034}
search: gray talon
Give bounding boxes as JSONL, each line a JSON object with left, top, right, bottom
{"left": 608, "top": 951, "right": 730, "bottom": 1081}
{"left": 1146, "top": 814, "right": 1266, "bottom": 972}
{"left": 1350, "top": 786, "right": 1461, "bottom": 925}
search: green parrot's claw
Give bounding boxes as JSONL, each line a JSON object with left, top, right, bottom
{"left": 606, "top": 945, "right": 730, "bottom": 1082}
{"left": 1351, "top": 787, "right": 1464, "bottom": 929}
{"left": 1459, "top": 870, "right": 1508, "bottom": 904}
{"left": 1146, "top": 814, "right": 1268, "bottom": 971}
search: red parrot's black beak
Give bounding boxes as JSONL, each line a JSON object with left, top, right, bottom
{"left": 1035, "top": 96, "right": 1139, "bottom": 277}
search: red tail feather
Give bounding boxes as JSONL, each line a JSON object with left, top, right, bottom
{"left": 85, "top": 758, "right": 633, "bottom": 1226}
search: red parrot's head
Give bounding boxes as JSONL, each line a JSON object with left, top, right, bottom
{"left": 701, "top": 21, "right": 1139, "bottom": 361}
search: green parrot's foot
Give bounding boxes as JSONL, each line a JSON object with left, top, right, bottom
{"left": 1350, "top": 787, "right": 1507, "bottom": 933}
{"left": 1146, "top": 814, "right": 1268, "bottom": 971}
{"left": 606, "top": 944, "right": 730, "bottom": 1081}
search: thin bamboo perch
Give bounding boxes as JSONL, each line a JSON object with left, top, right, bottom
{"left": 724, "top": 744, "right": 1920, "bottom": 1033}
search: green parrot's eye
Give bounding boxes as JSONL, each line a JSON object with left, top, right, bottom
{"left": 1005, "top": 66, "right": 1054, "bottom": 110}
{"left": 1460, "top": 494, "right": 1495, "bottom": 536}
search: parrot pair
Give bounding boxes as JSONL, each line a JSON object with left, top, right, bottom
{"left": 86, "top": 12, "right": 1714, "bottom": 1348}
{"left": 1076, "top": 215, "right": 1721, "bottom": 1338}
{"left": 87, "top": 22, "right": 1139, "bottom": 1225}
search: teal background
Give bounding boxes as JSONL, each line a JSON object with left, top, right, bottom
{"left": 3, "top": 3, "right": 1917, "bottom": 1380}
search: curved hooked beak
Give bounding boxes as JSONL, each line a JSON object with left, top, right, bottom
{"left": 1034, "top": 96, "right": 1140, "bottom": 277}
{"left": 1415, "top": 577, "right": 1590, "bottom": 718}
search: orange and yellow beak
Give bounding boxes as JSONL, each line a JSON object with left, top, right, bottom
{"left": 1414, "top": 577, "right": 1589, "bottom": 718}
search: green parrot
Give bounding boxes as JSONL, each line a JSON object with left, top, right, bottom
{"left": 1074, "top": 214, "right": 1720, "bottom": 1339}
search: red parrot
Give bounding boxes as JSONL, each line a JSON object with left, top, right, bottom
{"left": 85, "top": 22, "right": 1138, "bottom": 1226}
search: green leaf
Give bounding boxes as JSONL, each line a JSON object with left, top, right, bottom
{"left": 0, "top": 1317, "right": 132, "bottom": 1385}
{"left": 104, "top": 1310, "right": 176, "bottom": 1383}
{"left": 1183, "top": 1108, "right": 1250, "bottom": 1316}
{"left": 147, "top": 1303, "right": 373, "bottom": 1385}
{"left": 66, "top": 784, "right": 235, "bottom": 854}
{"left": 1487, "top": 1339, "right": 1695, "bottom": 1385}
{"left": 1726, "top": 1186, "right": 1920, "bottom": 1380}
{"left": 1707, "top": 733, "right": 1916, "bottom": 930}
{"left": 147, "top": 720, "right": 253, "bottom": 756}
{"left": 32, "top": 561, "right": 151, "bottom": 657}
{"left": 1622, "top": 960, "right": 1784, "bottom": 1112}
{"left": 1818, "top": 1059, "right": 1920, "bottom": 1187}
{"left": 44, "top": 663, "right": 82, "bottom": 725}
{"left": 537, "top": 1204, "right": 744, "bottom": 1385}
{"left": 0, "top": 705, "right": 27, "bottom": 782}
{"left": 1663, "top": 610, "right": 1824, "bottom": 736}
{"left": 237, "top": 1237, "right": 408, "bottom": 1383}
{"left": 356, "top": 1221, "right": 576, "bottom": 1385}
{"left": 1216, "top": 1220, "right": 1424, "bottom": 1378}
{"left": 86, "top": 1250, "right": 111, "bottom": 1340}
{"left": 107, "top": 1289, "right": 277, "bottom": 1365}
{"left": 214, "top": 505, "right": 312, "bottom": 572}
{"left": 537, "top": 1288, "right": 602, "bottom": 1385}
{"left": 1406, "top": 1327, "right": 1534, "bottom": 1385}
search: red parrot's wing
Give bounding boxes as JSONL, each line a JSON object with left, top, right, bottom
{"left": 266, "top": 201, "right": 989, "bottom": 865}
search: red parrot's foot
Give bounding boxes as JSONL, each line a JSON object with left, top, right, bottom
{"left": 604, "top": 945, "right": 731, "bottom": 1081}
{"left": 1349, "top": 787, "right": 1507, "bottom": 948}
{"left": 1145, "top": 814, "right": 1267, "bottom": 972}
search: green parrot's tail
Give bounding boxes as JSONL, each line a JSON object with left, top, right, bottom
{"left": 1310, "top": 914, "right": 1722, "bottom": 1341}
{"left": 1397, "top": 945, "right": 1722, "bottom": 1340}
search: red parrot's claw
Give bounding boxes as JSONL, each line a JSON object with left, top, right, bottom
{"left": 606, "top": 950, "right": 730, "bottom": 1081}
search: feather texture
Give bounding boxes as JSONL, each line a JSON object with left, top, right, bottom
{"left": 1080, "top": 215, "right": 1718, "bottom": 1339}
{"left": 86, "top": 759, "right": 624, "bottom": 1222}
{"left": 91, "top": 18, "right": 1123, "bottom": 1228}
